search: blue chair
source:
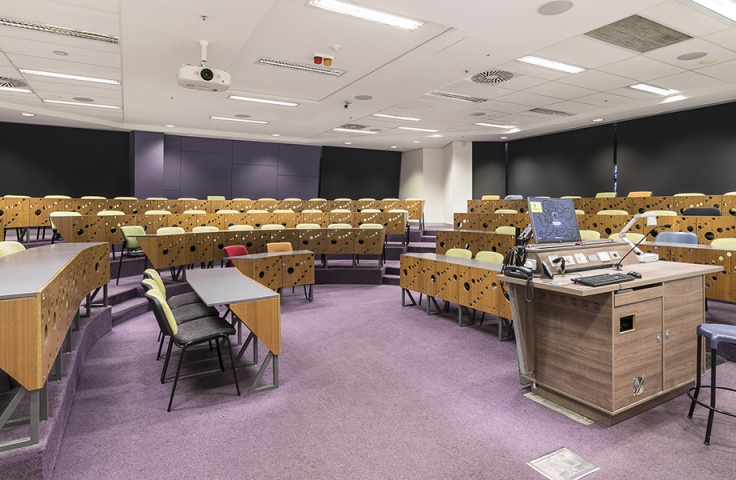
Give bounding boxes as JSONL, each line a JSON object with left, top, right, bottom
{"left": 655, "top": 232, "right": 698, "bottom": 244}
{"left": 687, "top": 324, "right": 736, "bottom": 445}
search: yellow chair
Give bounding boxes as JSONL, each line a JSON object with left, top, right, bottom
{"left": 360, "top": 209, "right": 381, "bottom": 213}
{"left": 178, "top": 197, "right": 198, "bottom": 201}
{"left": 494, "top": 209, "right": 518, "bottom": 214}
{"left": 309, "top": 198, "right": 327, "bottom": 202}
{"left": 146, "top": 197, "right": 168, "bottom": 200}
{"left": 261, "top": 224, "right": 285, "bottom": 230}
{"left": 246, "top": 209, "right": 269, "bottom": 214}
{"left": 81, "top": 196, "right": 106, "bottom": 199}
{"left": 495, "top": 226, "right": 516, "bottom": 235}
{"left": 382, "top": 198, "right": 400, "bottom": 201}
{"left": 207, "top": 195, "right": 226, "bottom": 200}
{"left": 156, "top": 227, "right": 186, "bottom": 235}
{"left": 267, "top": 242, "right": 292, "bottom": 253}
{"left": 711, "top": 238, "right": 736, "bottom": 249}
{"left": 115, "top": 196, "right": 138, "bottom": 200}
{"left": 228, "top": 225, "right": 254, "bottom": 231}
{"left": 144, "top": 210, "right": 171, "bottom": 215}
{"left": 628, "top": 191, "right": 652, "bottom": 197}
{"left": 44, "top": 194, "right": 71, "bottom": 199}
{"left": 330, "top": 208, "right": 352, "bottom": 213}
{"left": 561, "top": 196, "right": 581, "bottom": 199}
{"left": 610, "top": 233, "right": 645, "bottom": 243}
{"left": 97, "top": 210, "right": 124, "bottom": 216}
{"left": 296, "top": 223, "right": 321, "bottom": 229}
{"left": 116, "top": 225, "right": 147, "bottom": 284}
{"left": 216, "top": 209, "right": 240, "bottom": 214}
{"left": 575, "top": 209, "right": 585, "bottom": 215}
{"left": 358, "top": 223, "right": 385, "bottom": 266}
{"left": 283, "top": 198, "right": 301, "bottom": 201}
{"left": 232, "top": 198, "right": 252, "bottom": 201}
{"left": 597, "top": 209, "right": 628, "bottom": 216}
{"left": 192, "top": 226, "right": 219, "bottom": 233}
{"left": 475, "top": 251, "right": 504, "bottom": 263}
{"left": 595, "top": 192, "right": 617, "bottom": 198}
{"left": 302, "top": 209, "right": 322, "bottom": 213}
{"left": 334, "top": 198, "right": 351, "bottom": 201}
{"left": 273, "top": 209, "right": 294, "bottom": 214}
{"left": 328, "top": 223, "right": 352, "bottom": 229}
{"left": 258, "top": 198, "right": 277, "bottom": 202}
{"left": 674, "top": 193, "right": 704, "bottom": 196}
{"left": 182, "top": 209, "right": 206, "bottom": 215}
{"left": 482, "top": 195, "right": 500, "bottom": 200}
{"left": 579, "top": 230, "right": 601, "bottom": 240}
{"left": 445, "top": 248, "right": 472, "bottom": 259}
{"left": 358, "top": 198, "right": 376, "bottom": 202}
{"left": 645, "top": 210, "right": 677, "bottom": 217}
{"left": 49, "top": 211, "right": 82, "bottom": 244}
{"left": 723, "top": 192, "right": 736, "bottom": 196}
{"left": 0, "top": 241, "right": 26, "bottom": 259}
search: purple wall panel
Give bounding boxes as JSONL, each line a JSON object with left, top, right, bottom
{"left": 163, "top": 137, "right": 181, "bottom": 191}
{"left": 232, "top": 164, "right": 278, "bottom": 199}
{"left": 163, "top": 189, "right": 180, "bottom": 199}
{"left": 181, "top": 136, "right": 233, "bottom": 154}
{"left": 131, "top": 131, "right": 164, "bottom": 199}
{"left": 180, "top": 152, "right": 232, "bottom": 199}
{"left": 277, "top": 175, "right": 319, "bottom": 200}
{"left": 278, "top": 144, "right": 321, "bottom": 177}
{"left": 233, "top": 140, "right": 279, "bottom": 165}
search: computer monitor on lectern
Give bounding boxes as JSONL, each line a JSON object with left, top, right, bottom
{"left": 528, "top": 197, "right": 581, "bottom": 243}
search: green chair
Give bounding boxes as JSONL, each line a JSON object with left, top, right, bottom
{"left": 595, "top": 192, "right": 617, "bottom": 198}
{"left": 49, "top": 211, "right": 82, "bottom": 244}
{"left": 228, "top": 225, "right": 254, "bottom": 231}
{"left": 0, "top": 241, "right": 25, "bottom": 259}
{"left": 579, "top": 230, "right": 601, "bottom": 240}
{"left": 116, "top": 226, "right": 147, "bottom": 285}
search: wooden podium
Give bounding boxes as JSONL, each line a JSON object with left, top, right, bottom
{"left": 500, "top": 242, "right": 722, "bottom": 425}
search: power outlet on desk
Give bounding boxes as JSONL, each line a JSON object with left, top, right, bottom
{"left": 637, "top": 253, "right": 658, "bottom": 263}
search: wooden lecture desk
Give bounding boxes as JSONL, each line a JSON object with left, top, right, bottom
{"left": 0, "top": 243, "right": 109, "bottom": 451}
{"left": 186, "top": 268, "right": 281, "bottom": 394}
{"left": 500, "top": 241, "right": 722, "bottom": 426}
{"left": 228, "top": 250, "right": 315, "bottom": 302}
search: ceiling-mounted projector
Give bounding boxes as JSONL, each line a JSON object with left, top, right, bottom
{"left": 177, "top": 40, "right": 230, "bottom": 92}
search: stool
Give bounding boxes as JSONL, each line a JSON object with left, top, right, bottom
{"left": 687, "top": 323, "right": 736, "bottom": 445}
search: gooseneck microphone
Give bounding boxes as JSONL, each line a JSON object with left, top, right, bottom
{"left": 614, "top": 224, "right": 671, "bottom": 270}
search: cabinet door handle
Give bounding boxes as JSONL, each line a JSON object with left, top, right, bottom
{"left": 665, "top": 330, "right": 670, "bottom": 340}
{"left": 656, "top": 334, "right": 661, "bottom": 343}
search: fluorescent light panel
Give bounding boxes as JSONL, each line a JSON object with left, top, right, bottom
{"left": 20, "top": 69, "right": 120, "bottom": 85}
{"left": 690, "top": 0, "right": 736, "bottom": 22}
{"left": 0, "top": 86, "right": 31, "bottom": 93}
{"left": 397, "top": 126, "right": 438, "bottom": 132}
{"left": 210, "top": 116, "right": 269, "bottom": 124}
{"left": 474, "top": 122, "right": 515, "bottom": 129}
{"left": 333, "top": 128, "right": 377, "bottom": 134}
{"left": 229, "top": 95, "right": 299, "bottom": 107}
{"left": 517, "top": 56, "right": 585, "bottom": 74}
{"left": 308, "top": 0, "right": 423, "bottom": 31}
{"left": 43, "top": 99, "right": 120, "bottom": 109}
{"left": 371, "top": 113, "right": 421, "bottom": 121}
{"left": 630, "top": 83, "right": 680, "bottom": 96}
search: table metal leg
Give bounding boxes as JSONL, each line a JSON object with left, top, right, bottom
{"left": 402, "top": 288, "right": 417, "bottom": 307}
{"left": 458, "top": 306, "right": 475, "bottom": 327}
{"left": 235, "top": 332, "right": 259, "bottom": 366}
{"left": 49, "top": 349, "right": 63, "bottom": 381}
{"left": 248, "top": 353, "right": 279, "bottom": 395}
{"left": 0, "top": 386, "right": 43, "bottom": 452}
{"left": 426, "top": 296, "right": 442, "bottom": 315}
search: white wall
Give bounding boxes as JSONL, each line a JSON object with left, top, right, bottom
{"left": 399, "top": 149, "right": 423, "bottom": 199}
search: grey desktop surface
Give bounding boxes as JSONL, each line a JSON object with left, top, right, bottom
{"left": 186, "top": 268, "right": 279, "bottom": 306}
{"left": 0, "top": 243, "right": 105, "bottom": 299}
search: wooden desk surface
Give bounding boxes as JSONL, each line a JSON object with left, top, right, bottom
{"left": 401, "top": 252, "right": 503, "bottom": 272}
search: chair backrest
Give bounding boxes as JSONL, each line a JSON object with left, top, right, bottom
{"left": 156, "top": 227, "right": 186, "bottom": 235}
{"left": 711, "top": 238, "right": 736, "bottom": 249}
{"left": 360, "top": 209, "right": 381, "bottom": 213}
{"left": 228, "top": 224, "right": 254, "bottom": 231}
{"left": 382, "top": 198, "right": 400, "bottom": 201}
{"left": 114, "top": 196, "right": 138, "bottom": 200}
{"left": 140, "top": 278, "right": 160, "bottom": 294}
{"left": 494, "top": 209, "right": 518, "bottom": 214}
{"left": 645, "top": 210, "right": 677, "bottom": 217}
{"left": 561, "top": 196, "right": 581, "bottom": 199}
{"left": 3, "top": 195, "right": 29, "bottom": 198}
{"left": 656, "top": 232, "right": 698, "bottom": 245}
{"left": 579, "top": 229, "right": 601, "bottom": 240}
{"left": 192, "top": 226, "right": 219, "bottom": 233}
{"left": 146, "top": 197, "right": 168, "bottom": 200}
{"left": 0, "top": 241, "right": 26, "bottom": 259}
{"left": 178, "top": 197, "right": 198, "bottom": 200}
{"left": 334, "top": 198, "right": 351, "bottom": 201}
{"left": 504, "top": 195, "right": 523, "bottom": 200}
{"left": 81, "top": 196, "right": 106, "bottom": 199}
{"left": 49, "top": 211, "right": 82, "bottom": 230}
{"left": 388, "top": 209, "right": 408, "bottom": 214}
{"left": 595, "top": 192, "right": 617, "bottom": 198}
{"left": 359, "top": 223, "right": 383, "bottom": 229}
{"left": 207, "top": 195, "right": 226, "bottom": 200}
{"left": 143, "top": 289, "right": 178, "bottom": 336}
{"left": 575, "top": 209, "right": 585, "bottom": 216}
{"left": 144, "top": 210, "right": 171, "bottom": 215}
{"left": 44, "top": 195, "right": 71, "bottom": 199}
{"left": 267, "top": 242, "right": 293, "bottom": 253}
{"left": 495, "top": 226, "right": 516, "bottom": 235}
{"left": 358, "top": 198, "right": 375, "bottom": 202}
{"left": 683, "top": 207, "right": 721, "bottom": 216}
{"left": 309, "top": 198, "right": 327, "bottom": 202}
{"left": 674, "top": 193, "right": 704, "bottom": 197}
{"left": 273, "top": 209, "right": 294, "bottom": 214}
{"left": 445, "top": 248, "right": 472, "bottom": 259}
{"left": 246, "top": 209, "right": 269, "bottom": 214}
{"left": 328, "top": 223, "right": 352, "bottom": 229}
{"left": 261, "top": 224, "right": 285, "bottom": 230}
{"left": 475, "top": 251, "right": 504, "bottom": 263}
{"left": 302, "top": 209, "right": 322, "bottom": 213}
{"left": 223, "top": 245, "right": 248, "bottom": 267}
{"left": 217, "top": 209, "right": 240, "bottom": 214}
{"left": 296, "top": 223, "right": 322, "bottom": 229}
{"left": 610, "top": 233, "right": 645, "bottom": 243}
{"left": 258, "top": 198, "right": 276, "bottom": 201}
{"left": 121, "top": 225, "right": 146, "bottom": 249}
{"left": 481, "top": 195, "right": 500, "bottom": 200}
{"left": 597, "top": 209, "right": 628, "bottom": 216}
{"left": 182, "top": 209, "right": 206, "bottom": 215}
{"left": 628, "top": 191, "right": 652, "bottom": 197}
{"left": 143, "top": 269, "right": 166, "bottom": 295}
{"left": 283, "top": 198, "right": 301, "bottom": 201}
{"left": 330, "top": 209, "right": 351, "bottom": 213}
{"left": 232, "top": 198, "right": 252, "bottom": 201}
{"left": 96, "top": 210, "right": 124, "bottom": 216}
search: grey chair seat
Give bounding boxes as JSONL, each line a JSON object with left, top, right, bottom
{"left": 169, "top": 292, "right": 207, "bottom": 308}
{"left": 174, "top": 316, "right": 236, "bottom": 345}
{"left": 172, "top": 302, "right": 219, "bottom": 323}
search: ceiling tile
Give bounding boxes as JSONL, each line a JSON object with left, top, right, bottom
{"left": 641, "top": 1, "right": 729, "bottom": 37}
{"left": 476, "top": 74, "right": 547, "bottom": 91}
{"left": 495, "top": 61, "right": 570, "bottom": 81}
{"left": 650, "top": 70, "right": 724, "bottom": 91}
{"left": 0, "top": 93, "right": 44, "bottom": 106}
{"left": 697, "top": 59, "right": 736, "bottom": 83}
{"left": 0, "top": 36, "right": 120, "bottom": 68}
{"left": 396, "top": 98, "right": 466, "bottom": 114}
{"left": 493, "top": 91, "right": 561, "bottom": 108}
{"left": 644, "top": 38, "right": 736, "bottom": 68}
{"left": 576, "top": 92, "right": 640, "bottom": 108}
{"left": 7, "top": 53, "right": 121, "bottom": 80}
{"left": 491, "top": 113, "right": 548, "bottom": 125}
{"left": 558, "top": 70, "right": 636, "bottom": 90}
{"left": 24, "top": 79, "right": 122, "bottom": 99}
{"left": 544, "top": 100, "right": 602, "bottom": 115}
{"left": 607, "top": 86, "right": 664, "bottom": 100}
{"left": 472, "top": 99, "right": 535, "bottom": 114}
{"left": 534, "top": 36, "right": 637, "bottom": 69}
{"left": 704, "top": 27, "right": 736, "bottom": 51}
{"left": 0, "top": 65, "right": 22, "bottom": 78}
{"left": 523, "top": 82, "right": 598, "bottom": 100}
{"left": 597, "top": 56, "right": 685, "bottom": 82}
{"left": 439, "top": 80, "right": 511, "bottom": 99}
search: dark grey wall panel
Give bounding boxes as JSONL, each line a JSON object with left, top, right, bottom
{"left": 233, "top": 140, "right": 279, "bottom": 165}
{"left": 232, "top": 164, "right": 279, "bottom": 199}
{"left": 163, "top": 189, "right": 181, "bottom": 199}
{"left": 180, "top": 152, "right": 232, "bottom": 199}
{"left": 163, "top": 137, "right": 182, "bottom": 191}
{"left": 617, "top": 103, "right": 736, "bottom": 196}
{"left": 319, "top": 146, "right": 401, "bottom": 199}
{"left": 181, "top": 136, "right": 232, "bottom": 154}
{"left": 131, "top": 131, "right": 164, "bottom": 199}
{"left": 278, "top": 144, "right": 321, "bottom": 176}
{"left": 278, "top": 175, "right": 319, "bottom": 200}
{"left": 508, "top": 126, "right": 614, "bottom": 198}
{"left": 472, "top": 142, "right": 507, "bottom": 199}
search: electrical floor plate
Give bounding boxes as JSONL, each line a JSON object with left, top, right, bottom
{"left": 527, "top": 447, "right": 599, "bottom": 480}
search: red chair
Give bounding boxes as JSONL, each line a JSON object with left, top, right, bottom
{"left": 223, "top": 245, "right": 248, "bottom": 267}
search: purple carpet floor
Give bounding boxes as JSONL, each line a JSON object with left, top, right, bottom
{"left": 50, "top": 284, "right": 735, "bottom": 479}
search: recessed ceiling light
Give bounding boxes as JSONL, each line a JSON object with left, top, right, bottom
{"left": 474, "top": 122, "right": 515, "bottom": 129}
{"left": 73, "top": 96, "right": 94, "bottom": 102}
{"left": 228, "top": 95, "right": 299, "bottom": 107}
{"left": 677, "top": 52, "right": 707, "bottom": 61}
{"left": 308, "top": 0, "right": 423, "bottom": 31}
{"left": 470, "top": 112, "right": 486, "bottom": 116}
{"left": 500, "top": 136, "right": 509, "bottom": 139}
{"left": 165, "top": 124, "right": 175, "bottom": 128}
{"left": 0, "top": 17, "right": 118, "bottom": 44}
{"left": 257, "top": 57, "right": 345, "bottom": 77}
{"left": 0, "top": 86, "right": 32, "bottom": 93}
{"left": 663, "top": 95, "right": 687, "bottom": 103}
{"left": 390, "top": 146, "right": 398, "bottom": 149}
{"left": 629, "top": 83, "right": 679, "bottom": 96}
{"left": 690, "top": 0, "right": 736, "bottom": 22}
{"left": 272, "top": 134, "right": 281, "bottom": 136}
{"left": 49, "top": 94, "right": 62, "bottom": 99}
{"left": 700, "top": 59, "right": 716, "bottom": 65}
{"left": 592, "top": 118, "right": 604, "bottom": 122}
{"left": 210, "top": 116, "right": 269, "bottom": 124}
{"left": 43, "top": 99, "right": 120, "bottom": 109}
{"left": 354, "top": 95, "right": 373, "bottom": 100}
{"left": 19, "top": 68, "right": 120, "bottom": 85}
{"left": 538, "top": 1, "right": 574, "bottom": 16}
{"left": 53, "top": 50, "right": 69, "bottom": 56}
{"left": 235, "top": 114, "right": 251, "bottom": 118}
{"left": 372, "top": 113, "right": 421, "bottom": 121}
{"left": 344, "top": 142, "right": 352, "bottom": 145}
{"left": 517, "top": 56, "right": 585, "bottom": 74}
{"left": 412, "top": 140, "right": 420, "bottom": 143}
{"left": 20, "top": 112, "right": 35, "bottom": 117}
{"left": 397, "top": 126, "right": 438, "bottom": 132}
{"left": 332, "top": 128, "right": 377, "bottom": 134}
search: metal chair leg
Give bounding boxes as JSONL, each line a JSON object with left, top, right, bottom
{"left": 167, "top": 347, "right": 186, "bottom": 412}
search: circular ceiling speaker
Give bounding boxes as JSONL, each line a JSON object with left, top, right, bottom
{"left": 677, "top": 52, "right": 707, "bottom": 61}
{"left": 235, "top": 114, "right": 251, "bottom": 118}
{"left": 471, "top": 70, "right": 514, "bottom": 84}
{"left": 538, "top": 1, "right": 574, "bottom": 16}
{"left": 470, "top": 112, "right": 486, "bottom": 116}
{"left": 354, "top": 95, "right": 373, "bottom": 100}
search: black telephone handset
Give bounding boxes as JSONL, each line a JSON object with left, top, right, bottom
{"left": 503, "top": 265, "right": 534, "bottom": 280}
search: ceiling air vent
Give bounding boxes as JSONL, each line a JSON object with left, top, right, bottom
{"left": 257, "top": 57, "right": 346, "bottom": 77}
{"left": 0, "top": 17, "right": 119, "bottom": 44}
{"left": 428, "top": 91, "right": 487, "bottom": 103}
{"left": 585, "top": 15, "right": 691, "bottom": 53}
{"left": 471, "top": 70, "right": 514, "bottom": 85}
{"left": 529, "top": 108, "right": 575, "bottom": 117}
{"left": 340, "top": 124, "right": 367, "bottom": 130}
{"left": 0, "top": 77, "right": 29, "bottom": 89}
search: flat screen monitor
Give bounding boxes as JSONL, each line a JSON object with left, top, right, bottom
{"left": 528, "top": 197, "right": 581, "bottom": 243}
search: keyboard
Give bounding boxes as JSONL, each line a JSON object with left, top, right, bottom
{"left": 571, "top": 273, "right": 635, "bottom": 287}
